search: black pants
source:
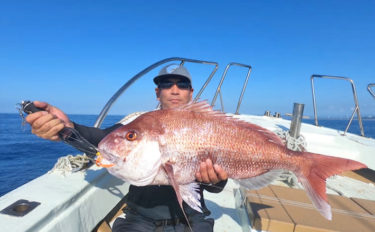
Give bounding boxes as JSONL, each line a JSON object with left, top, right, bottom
{"left": 112, "top": 208, "right": 214, "bottom": 232}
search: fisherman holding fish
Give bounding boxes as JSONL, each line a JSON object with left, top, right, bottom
{"left": 26, "top": 64, "right": 229, "bottom": 232}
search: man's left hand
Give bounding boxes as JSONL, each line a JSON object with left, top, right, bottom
{"left": 195, "top": 159, "right": 228, "bottom": 184}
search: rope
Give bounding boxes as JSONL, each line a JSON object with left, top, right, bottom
{"left": 276, "top": 130, "right": 307, "bottom": 152}
{"left": 275, "top": 130, "right": 306, "bottom": 188}
{"left": 277, "top": 171, "right": 301, "bottom": 188}
{"left": 49, "top": 154, "right": 93, "bottom": 175}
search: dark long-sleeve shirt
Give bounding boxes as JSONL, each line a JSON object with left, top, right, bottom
{"left": 73, "top": 122, "right": 227, "bottom": 220}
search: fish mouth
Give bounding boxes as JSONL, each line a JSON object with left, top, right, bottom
{"left": 96, "top": 149, "right": 121, "bottom": 168}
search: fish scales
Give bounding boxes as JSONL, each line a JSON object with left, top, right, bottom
{"left": 157, "top": 109, "right": 297, "bottom": 181}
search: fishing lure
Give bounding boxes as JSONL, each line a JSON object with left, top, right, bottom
{"left": 95, "top": 152, "right": 114, "bottom": 168}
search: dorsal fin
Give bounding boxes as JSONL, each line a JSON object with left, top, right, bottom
{"left": 179, "top": 100, "right": 215, "bottom": 113}
{"left": 176, "top": 101, "right": 284, "bottom": 146}
{"left": 177, "top": 100, "right": 229, "bottom": 119}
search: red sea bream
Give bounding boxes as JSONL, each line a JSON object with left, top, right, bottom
{"left": 97, "top": 101, "right": 366, "bottom": 220}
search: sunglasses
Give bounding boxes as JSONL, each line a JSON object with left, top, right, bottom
{"left": 158, "top": 80, "right": 191, "bottom": 90}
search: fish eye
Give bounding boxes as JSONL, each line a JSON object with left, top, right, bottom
{"left": 125, "top": 131, "right": 137, "bottom": 141}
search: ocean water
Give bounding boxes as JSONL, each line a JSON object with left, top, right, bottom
{"left": 0, "top": 113, "right": 123, "bottom": 197}
{"left": 0, "top": 113, "right": 374, "bottom": 197}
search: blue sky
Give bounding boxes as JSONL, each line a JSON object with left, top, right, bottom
{"left": 1, "top": 0, "right": 374, "bottom": 119}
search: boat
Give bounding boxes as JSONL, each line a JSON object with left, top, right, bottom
{"left": 0, "top": 57, "right": 374, "bottom": 232}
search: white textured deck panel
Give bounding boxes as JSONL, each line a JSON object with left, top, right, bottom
{"left": 0, "top": 166, "right": 129, "bottom": 232}
{"left": 205, "top": 179, "right": 244, "bottom": 232}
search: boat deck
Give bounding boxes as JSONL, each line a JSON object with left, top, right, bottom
{"left": 205, "top": 169, "right": 375, "bottom": 232}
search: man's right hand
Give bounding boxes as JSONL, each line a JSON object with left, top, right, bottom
{"left": 25, "top": 101, "right": 74, "bottom": 141}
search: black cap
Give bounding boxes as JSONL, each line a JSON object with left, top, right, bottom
{"left": 153, "top": 64, "right": 192, "bottom": 85}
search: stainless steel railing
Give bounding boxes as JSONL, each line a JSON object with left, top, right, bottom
{"left": 310, "top": 74, "right": 365, "bottom": 136}
{"left": 368, "top": 83, "right": 375, "bottom": 99}
{"left": 94, "top": 57, "right": 219, "bottom": 127}
{"left": 211, "top": 63, "right": 252, "bottom": 114}
{"left": 94, "top": 58, "right": 254, "bottom": 127}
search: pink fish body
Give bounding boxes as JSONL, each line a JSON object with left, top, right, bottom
{"left": 98, "top": 101, "right": 366, "bottom": 220}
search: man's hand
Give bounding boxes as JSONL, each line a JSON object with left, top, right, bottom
{"left": 25, "top": 101, "right": 73, "bottom": 141}
{"left": 195, "top": 159, "right": 228, "bottom": 184}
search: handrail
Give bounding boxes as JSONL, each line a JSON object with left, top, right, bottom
{"left": 310, "top": 74, "right": 365, "bottom": 136}
{"left": 93, "top": 57, "right": 219, "bottom": 127}
{"left": 211, "top": 62, "right": 252, "bottom": 114}
{"left": 368, "top": 83, "right": 375, "bottom": 99}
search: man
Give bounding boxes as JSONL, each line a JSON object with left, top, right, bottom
{"left": 26, "top": 64, "right": 228, "bottom": 232}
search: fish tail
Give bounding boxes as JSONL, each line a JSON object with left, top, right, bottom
{"left": 297, "top": 152, "right": 367, "bottom": 220}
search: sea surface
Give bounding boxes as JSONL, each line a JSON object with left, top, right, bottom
{"left": 0, "top": 113, "right": 374, "bottom": 197}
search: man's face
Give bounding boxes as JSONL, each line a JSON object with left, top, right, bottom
{"left": 155, "top": 77, "right": 194, "bottom": 110}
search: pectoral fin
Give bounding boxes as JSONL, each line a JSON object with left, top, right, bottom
{"left": 163, "top": 163, "right": 193, "bottom": 231}
{"left": 163, "top": 163, "right": 183, "bottom": 208}
{"left": 179, "top": 182, "right": 202, "bottom": 213}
